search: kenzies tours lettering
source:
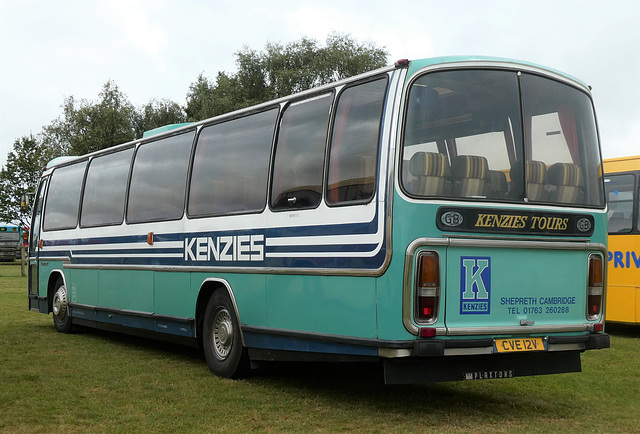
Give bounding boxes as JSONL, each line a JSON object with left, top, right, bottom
{"left": 474, "top": 213, "right": 569, "bottom": 232}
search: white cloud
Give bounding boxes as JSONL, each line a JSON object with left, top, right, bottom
{"left": 97, "top": 0, "right": 169, "bottom": 66}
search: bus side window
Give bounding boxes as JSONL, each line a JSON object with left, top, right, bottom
{"left": 189, "top": 109, "right": 277, "bottom": 217}
{"left": 128, "top": 131, "right": 194, "bottom": 223}
{"left": 326, "top": 77, "right": 388, "bottom": 205}
{"left": 29, "top": 178, "right": 48, "bottom": 252}
{"left": 271, "top": 94, "right": 332, "bottom": 210}
{"left": 43, "top": 161, "right": 87, "bottom": 231}
{"left": 81, "top": 148, "right": 134, "bottom": 227}
{"left": 604, "top": 174, "right": 635, "bottom": 234}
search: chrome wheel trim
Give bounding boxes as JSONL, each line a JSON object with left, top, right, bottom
{"left": 52, "top": 285, "right": 68, "bottom": 321}
{"left": 212, "top": 307, "right": 233, "bottom": 360}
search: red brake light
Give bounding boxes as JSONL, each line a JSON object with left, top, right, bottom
{"left": 416, "top": 252, "right": 440, "bottom": 323}
{"left": 587, "top": 254, "right": 604, "bottom": 320}
{"left": 420, "top": 327, "right": 437, "bottom": 338}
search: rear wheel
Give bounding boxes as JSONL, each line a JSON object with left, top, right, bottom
{"left": 202, "top": 291, "right": 248, "bottom": 378}
{"left": 52, "top": 279, "right": 73, "bottom": 333}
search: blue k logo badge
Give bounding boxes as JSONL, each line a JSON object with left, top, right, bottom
{"left": 460, "top": 257, "right": 491, "bottom": 314}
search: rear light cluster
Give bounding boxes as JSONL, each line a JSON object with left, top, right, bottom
{"left": 587, "top": 254, "right": 604, "bottom": 321}
{"left": 415, "top": 252, "right": 440, "bottom": 323}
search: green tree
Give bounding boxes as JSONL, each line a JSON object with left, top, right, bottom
{"left": 185, "top": 33, "right": 388, "bottom": 121}
{"left": 43, "top": 80, "right": 136, "bottom": 156}
{"left": 0, "top": 135, "right": 49, "bottom": 226}
{"left": 132, "top": 98, "right": 187, "bottom": 138}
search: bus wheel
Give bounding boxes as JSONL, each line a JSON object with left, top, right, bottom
{"left": 52, "top": 279, "right": 73, "bottom": 333}
{"left": 202, "top": 291, "right": 248, "bottom": 378}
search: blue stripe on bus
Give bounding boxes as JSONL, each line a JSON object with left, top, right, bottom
{"left": 44, "top": 219, "right": 380, "bottom": 247}
{"left": 39, "top": 215, "right": 386, "bottom": 269}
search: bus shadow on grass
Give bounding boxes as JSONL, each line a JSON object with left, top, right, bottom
{"left": 604, "top": 322, "right": 640, "bottom": 338}
{"left": 57, "top": 324, "right": 576, "bottom": 417}
{"left": 253, "top": 360, "right": 568, "bottom": 420}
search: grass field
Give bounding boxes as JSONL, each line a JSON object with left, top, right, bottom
{"left": 1, "top": 263, "right": 638, "bottom": 433}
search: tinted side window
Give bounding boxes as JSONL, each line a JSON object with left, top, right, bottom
{"left": 43, "top": 161, "right": 87, "bottom": 231}
{"left": 29, "top": 178, "right": 47, "bottom": 252}
{"left": 327, "top": 77, "right": 387, "bottom": 205}
{"left": 81, "top": 148, "right": 134, "bottom": 227}
{"left": 189, "top": 109, "right": 278, "bottom": 217}
{"left": 605, "top": 173, "right": 635, "bottom": 234}
{"left": 271, "top": 94, "right": 332, "bottom": 210}
{"left": 128, "top": 131, "right": 195, "bottom": 223}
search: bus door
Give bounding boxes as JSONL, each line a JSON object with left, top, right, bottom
{"left": 28, "top": 177, "right": 48, "bottom": 313}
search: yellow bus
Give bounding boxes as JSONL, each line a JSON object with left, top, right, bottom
{"left": 604, "top": 156, "right": 640, "bottom": 323}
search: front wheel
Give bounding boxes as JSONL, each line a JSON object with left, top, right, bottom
{"left": 52, "top": 279, "right": 73, "bottom": 333}
{"left": 202, "top": 291, "right": 248, "bottom": 378}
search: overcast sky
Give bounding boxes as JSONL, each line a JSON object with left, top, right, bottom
{"left": 0, "top": 0, "right": 638, "bottom": 167}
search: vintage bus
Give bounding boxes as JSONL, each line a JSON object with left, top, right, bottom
{"left": 0, "top": 224, "right": 22, "bottom": 261}
{"left": 28, "top": 56, "right": 609, "bottom": 384}
{"left": 604, "top": 156, "right": 640, "bottom": 324}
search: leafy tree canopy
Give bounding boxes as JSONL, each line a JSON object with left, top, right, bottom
{"left": 132, "top": 98, "right": 187, "bottom": 139}
{"left": 185, "top": 32, "right": 388, "bottom": 121}
{"left": 42, "top": 80, "right": 136, "bottom": 156}
{"left": 0, "top": 135, "right": 50, "bottom": 225}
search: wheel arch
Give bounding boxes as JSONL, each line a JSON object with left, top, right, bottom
{"left": 195, "top": 278, "right": 245, "bottom": 346}
{"left": 46, "top": 269, "right": 66, "bottom": 313}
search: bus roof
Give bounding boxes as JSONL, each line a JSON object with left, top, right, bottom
{"left": 46, "top": 156, "right": 79, "bottom": 169}
{"left": 41, "top": 56, "right": 592, "bottom": 172}
{"left": 603, "top": 155, "right": 640, "bottom": 174}
{"left": 142, "top": 123, "right": 194, "bottom": 138}
{"left": 406, "top": 56, "right": 591, "bottom": 92}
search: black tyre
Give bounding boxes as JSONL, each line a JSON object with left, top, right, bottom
{"left": 202, "top": 291, "right": 248, "bottom": 378}
{"left": 52, "top": 278, "right": 73, "bottom": 333}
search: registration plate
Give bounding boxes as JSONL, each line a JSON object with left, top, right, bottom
{"left": 494, "top": 337, "right": 545, "bottom": 353}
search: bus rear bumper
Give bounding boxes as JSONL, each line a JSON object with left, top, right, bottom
{"left": 383, "top": 350, "right": 584, "bottom": 384}
{"left": 412, "top": 332, "right": 610, "bottom": 357}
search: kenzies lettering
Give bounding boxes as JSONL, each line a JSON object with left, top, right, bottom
{"left": 475, "top": 214, "right": 528, "bottom": 229}
{"left": 184, "top": 235, "right": 264, "bottom": 262}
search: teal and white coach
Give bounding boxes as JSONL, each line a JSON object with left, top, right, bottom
{"left": 28, "top": 56, "right": 610, "bottom": 383}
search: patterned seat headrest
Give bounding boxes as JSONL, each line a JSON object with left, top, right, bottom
{"left": 451, "top": 155, "right": 488, "bottom": 179}
{"left": 509, "top": 160, "right": 547, "bottom": 184}
{"left": 525, "top": 160, "right": 547, "bottom": 184}
{"left": 409, "top": 152, "right": 447, "bottom": 177}
{"left": 548, "top": 163, "right": 583, "bottom": 187}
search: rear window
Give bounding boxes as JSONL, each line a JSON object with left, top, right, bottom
{"left": 401, "top": 69, "right": 604, "bottom": 208}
